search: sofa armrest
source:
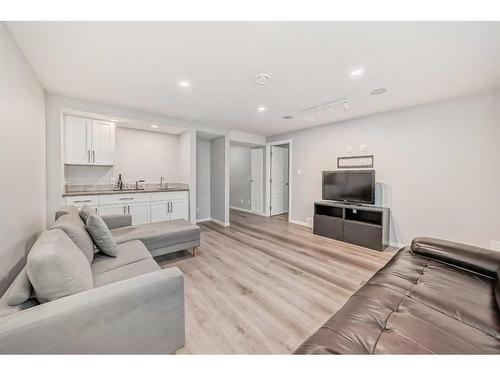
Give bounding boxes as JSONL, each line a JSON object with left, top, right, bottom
{"left": 101, "top": 214, "right": 132, "bottom": 229}
{"left": 0, "top": 268, "right": 185, "bottom": 354}
{"left": 411, "top": 237, "right": 500, "bottom": 277}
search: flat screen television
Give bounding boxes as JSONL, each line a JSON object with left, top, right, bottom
{"left": 322, "top": 170, "right": 375, "bottom": 204}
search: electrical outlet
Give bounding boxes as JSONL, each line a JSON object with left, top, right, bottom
{"left": 490, "top": 241, "right": 500, "bottom": 251}
{"left": 297, "top": 169, "right": 302, "bottom": 176}
{"left": 347, "top": 146, "right": 352, "bottom": 154}
{"left": 306, "top": 217, "right": 313, "bottom": 227}
{"left": 360, "top": 144, "right": 368, "bottom": 151}
{"left": 240, "top": 199, "right": 243, "bottom": 204}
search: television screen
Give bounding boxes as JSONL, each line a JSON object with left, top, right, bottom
{"left": 322, "top": 170, "right": 375, "bottom": 204}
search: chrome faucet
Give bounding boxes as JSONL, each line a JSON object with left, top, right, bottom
{"left": 160, "top": 176, "right": 165, "bottom": 189}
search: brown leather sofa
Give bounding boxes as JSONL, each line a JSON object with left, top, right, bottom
{"left": 295, "top": 237, "right": 500, "bottom": 354}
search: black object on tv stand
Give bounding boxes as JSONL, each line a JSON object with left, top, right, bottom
{"left": 313, "top": 200, "right": 390, "bottom": 251}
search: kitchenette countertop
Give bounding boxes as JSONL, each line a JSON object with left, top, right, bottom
{"left": 63, "top": 183, "right": 189, "bottom": 197}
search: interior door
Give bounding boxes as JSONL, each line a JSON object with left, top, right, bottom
{"left": 271, "top": 145, "right": 289, "bottom": 216}
{"left": 170, "top": 199, "right": 189, "bottom": 221}
{"left": 127, "top": 202, "right": 150, "bottom": 225}
{"left": 65, "top": 115, "right": 91, "bottom": 165}
{"left": 250, "top": 148, "right": 264, "bottom": 214}
{"left": 91, "top": 120, "right": 114, "bottom": 165}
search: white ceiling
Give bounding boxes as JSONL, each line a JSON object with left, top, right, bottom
{"left": 7, "top": 22, "right": 500, "bottom": 136}
{"left": 116, "top": 121, "right": 186, "bottom": 135}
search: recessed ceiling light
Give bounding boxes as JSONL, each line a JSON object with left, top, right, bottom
{"left": 255, "top": 73, "right": 271, "bottom": 85}
{"left": 151, "top": 125, "right": 159, "bottom": 129}
{"left": 178, "top": 81, "right": 191, "bottom": 88}
{"left": 370, "top": 88, "right": 387, "bottom": 95}
{"left": 283, "top": 115, "right": 293, "bottom": 120}
{"left": 349, "top": 69, "right": 364, "bottom": 77}
{"left": 257, "top": 106, "right": 267, "bottom": 112}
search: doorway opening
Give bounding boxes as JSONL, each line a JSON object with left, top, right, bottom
{"left": 229, "top": 141, "right": 266, "bottom": 216}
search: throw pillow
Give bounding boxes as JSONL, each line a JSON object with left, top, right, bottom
{"left": 86, "top": 214, "right": 118, "bottom": 257}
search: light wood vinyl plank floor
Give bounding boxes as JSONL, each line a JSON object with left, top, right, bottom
{"left": 156, "top": 209, "right": 395, "bottom": 354}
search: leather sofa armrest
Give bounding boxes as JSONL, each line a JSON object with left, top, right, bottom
{"left": 100, "top": 214, "right": 132, "bottom": 230}
{"left": 411, "top": 237, "right": 500, "bottom": 277}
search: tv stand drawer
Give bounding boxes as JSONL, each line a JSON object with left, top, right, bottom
{"left": 344, "top": 221, "right": 383, "bottom": 251}
{"left": 313, "top": 214, "right": 343, "bottom": 241}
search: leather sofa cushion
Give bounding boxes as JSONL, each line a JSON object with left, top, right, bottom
{"left": 92, "top": 258, "right": 160, "bottom": 288}
{"left": 411, "top": 237, "right": 500, "bottom": 277}
{"left": 51, "top": 212, "right": 94, "bottom": 263}
{"left": 295, "top": 247, "right": 500, "bottom": 354}
{"left": 91, "top": 240, "right": 151, "bottom": 275}
{"left": 27, "top": 229, "right": 93, "bottom": 303}
{"left": 110, "top": 219, "right": 200, "bottom": 251}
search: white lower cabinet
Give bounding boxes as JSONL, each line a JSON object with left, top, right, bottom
{"left": 169, "top": 198, "right": 189, "bottom": 221}
{"left": 65, "top": 190, "right": 189, "bottom": 224}
{"left": 150, "top": 191, "right": 189, "bottom": 222}
{"left": 98, "top": 203, "right": 127, "bottom": 216}
{"left": 127, "top": 201, "right": 150, "bottom": 225}
{"left": 151, "top": 201, "right": 170, "bottom": 222}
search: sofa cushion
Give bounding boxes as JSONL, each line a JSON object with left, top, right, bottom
{"left": 79, "top": 204, "right": 96, "bottom": 223}
{"left": 91, "top": 240, "right": 151, "bottom": 275}
{"left": 294, "top": 247, "right": 500, "bottom": 354}
{"left": 92, "top": 257, "right": 160, "bottom": 288}
{"left": 0, "top": 297, "right": 38, "bottom": 318}
{"left": 54, "top": 205, "right": 80, "bottom": 220}
{"left": 51, "top": 213, "right": 94, "bottom": 263}
{"left": 6, "top": 267, "right": 33, "bottom": 306}
{"left": 110, "top": 219, "right": 200, "bottom": 250}
{"left": 86, "top": 214, "right": 118, "bottom": 257}
{"left": 27, "top": 229, "right": 93, "bottom": 303}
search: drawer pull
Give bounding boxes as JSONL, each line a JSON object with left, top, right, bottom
{"left": 73, "top": 200, "right": 92, "bottom": 203}
{"left": 119, "top": 197, "right": 134, "bottom": 201}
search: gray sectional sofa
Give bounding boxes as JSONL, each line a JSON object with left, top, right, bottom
{"left": 0, "top": 205, "right": 200, "bottom": 354}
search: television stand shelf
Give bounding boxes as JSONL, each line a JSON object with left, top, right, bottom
{"left": 313, "top": 201, "right": 390, "bottom": 251}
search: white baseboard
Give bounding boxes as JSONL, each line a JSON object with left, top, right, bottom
{"left": 389, "top": 241, "right": 407, "bottom": 248}
{"left": 230, "top": 206, "right": 266, "bottom": 216}
{"left": 211, "top": 218, "right": 230, "bottom": 227}
{"left": 196, "top": 217, "right": 212, "bottom": 223}
{"left": 290, "top": 219, "right": 312, "bottom": 228}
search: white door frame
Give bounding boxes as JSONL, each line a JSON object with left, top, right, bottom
{"left": 266, "top": 139, "right": 293, "bottom": 222}
{"left": 250, "top": 147, "right": 265, "bottom": 215}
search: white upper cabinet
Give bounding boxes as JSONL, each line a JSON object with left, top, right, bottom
{"left": 64, "top": 115, "right": 115, "bottom": 166}
{"left": 91, "top": 120, "right": 115, "bottom": 165}
{"left": 65, "top": 116, "right": 92, "bottom": 165}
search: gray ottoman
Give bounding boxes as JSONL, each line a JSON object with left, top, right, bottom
{"left": 110, "top": 219, "right": 201, "bottom": 257}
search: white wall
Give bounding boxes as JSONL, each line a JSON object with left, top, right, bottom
{"left": 196, "top": 137, "right": 211, "bottom": 220}
{"left": 230, "top": 144, "right": 252, "bottom": 210}
{"left": 268, "top": 90, "right": 500, "bottom": 248}
{"left": 65, "top": 126, "right": 182, "bottom": 185}
{"left": 0, "top": 23, "right": 46, "bottom": 296}
{"left": 45, "top": 94, "right": 203, "bottom": 225}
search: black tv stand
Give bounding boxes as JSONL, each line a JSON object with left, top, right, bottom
{"left": 313, "top": 200, "right": 390, "bottom": 251}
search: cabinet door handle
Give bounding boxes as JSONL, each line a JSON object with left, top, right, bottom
{"left": 170, "top": 201, "right": 173, "bottom": 213}
{"left": 92, "top": 150, "right": 95, "bottom": 163}
{"left": 73, "top": 199, "right": 92, "bottom": 203}
{"left": 128, "top": 205, "right": 130, "bottom": 214}
{"left": 88, "top": 150, "right": 91, "bottom": 162}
